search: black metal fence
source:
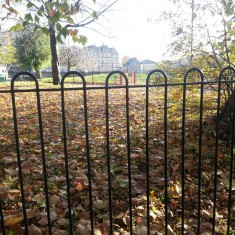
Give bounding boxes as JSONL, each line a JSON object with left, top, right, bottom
{"left": 0, "top": 68, "right": 235, "bottom": 234}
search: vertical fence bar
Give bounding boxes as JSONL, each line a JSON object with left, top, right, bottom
{"left": 0, "top": 86, "right": 6, "bottom": 234}
{"left": 163, "top": 73, "right": 168, "bottom": 235}
{"left": 61, "top": 74, "right": 74, "bottom": 234}
{"left": 35, "top": 74, "right": 52, "bottom": 235}
{"left": 145, "top": 71, "right": 151, "bottom": 235}
{"left": 196, "top": 69, "right": 204, "bottom": 235}
{"left": 223, "top": 67, "right": 235, "bottom": 234}
{"left": 11, "top": 72, "right": 52, "bottom": 234}
{"left": 181, "top": 71, "right": 187, "bottom": 234}
{"left": 125, "top": 73, "right": 133, "bottom": 234}
{"left": 227, "top": 83, "right": 235, "bottom": 234}
{"left": 146, "top": 70, "right": 168, "bottom": 235}
{"left": 183, "top": 68, "right": 204, "bottom": 234}
{"left": 10, "top": 74, "right": 29, "bottom": 234}
{"left": 82, "top": 73, "right": 95, "bottom": 233}
{"left": 105, "top": 74, "right": 113, "bottom": 234}
{"left": 212, "top": 70, "right": 222, "bottom": 234}
{"left": 61, "top": 71, "right": 94, "bottom": 234}
{"left": 0, "top": 197, "right": 6, "bottom": 235}
{"left": 80, "top": 73, "right": 95, "bottom": 234}
{"left": 83, "top": 76, "right": 95, "bottom": 234}
{"left": 182, "top": 69, "right": 204, "bottom": 234}
{"left": 105, "top": 71, "right": 132, "bottom": 234}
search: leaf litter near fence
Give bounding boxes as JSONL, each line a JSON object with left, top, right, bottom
{"left": 0, "top": 82, "right": 234, "bottom": 234}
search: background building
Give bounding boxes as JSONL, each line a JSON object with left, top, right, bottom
{"left": 140, "top": 59, "right": 156, "bottom": 73}
{"left": 87, "top": 45, "right": 120, "bottom": 72}
{"left": 122, "top": 57, "right": 156, "bottom": 73}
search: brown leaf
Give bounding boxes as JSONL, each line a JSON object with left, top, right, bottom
{"left": 28, "top": 224, "right": 42, "bottom": 235}
{"left": 4, "top": 216, "right": 23, "bottom": 227}
{"left": 52, "top": 229, "right": 67, "bottom": 235}
{"left": 37, "top": 217, "right": 48, "bottom": 226}
{"left": 94, "top": 228, "right": 102, "bottom": 235}
{"left": 167, "top": 225, "right": 176, "bottom": 235}
{"left": 150, "top": 221, "right": 164, "bottom": 232}
{"left": 26, "top": 209, "right": 35, "bottom": 219}
{"left": 50, "top": 195, "right": 60, "bottom": 206}
{"left": 7, "top": 189, "right": 21, "bottom": 200}
{"left": 93, "top": 199, "right": 108, "bottom": 210}
{"left": 200, "top": 222, "right": 213, "bottom": 233}
{"left": 202, "top": 210, "right": 211, "bottom": 220}
{"left": 134, "top": 222, "right": 147, "bottom": 235}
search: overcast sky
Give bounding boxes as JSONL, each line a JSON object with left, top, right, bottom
{"left": 79, "top": 0, "right": 172, "bottom": 62}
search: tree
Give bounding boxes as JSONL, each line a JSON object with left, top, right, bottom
{"left": 158, "top": 0, "right": 235, "bottom": 138}
{"left": 157, "top": 0, "right": 207, "bottom": 65}
{"left": 1, "top": 0, "right": 118, "bottom": 84}
{"left": 158, "top": 0, "right": 235, "bottom": 72}
{"left": 59, "top": 45, "right": 95, "bottom": 72}
{"left": 121, "top": 55, "right": 130, "bottom": 66}
{"left": 14, "top": 27, "right": 50, "bottom": 79}
{"left": 0, "top": 31, "right": 16, "bottom": 65}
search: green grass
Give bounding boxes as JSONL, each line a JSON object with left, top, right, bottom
{"left": 0, "top": 72, "right": 186, "bottom": 88}
{"left": 42, "top": 73, "right": 110, "bottom": 84}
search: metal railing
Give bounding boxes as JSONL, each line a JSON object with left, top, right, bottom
{"left": 0, "top": 67, "right": 235, "bottom": 234}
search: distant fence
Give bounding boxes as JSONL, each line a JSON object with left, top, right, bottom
{"left": 7, "top": 70, "right": 124, "bottom": 80}
{"left": 0, "top": 68, "right": 235, "bottom": 235}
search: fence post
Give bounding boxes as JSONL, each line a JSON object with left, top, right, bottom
{"left": 132, "top": 71, "right": 136, "bottom": 85}
{"left": 120, "top": 74, "right": 123, "bottom": 85}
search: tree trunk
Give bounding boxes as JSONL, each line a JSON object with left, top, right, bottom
{"left": 49, "top": 22, "right": 61, "bottom": 85}
{"left": 35, "top": 70, "right": 42, "bottom": 80}
{"left": 219, "top": 90, "right": 235, "bottom": 143}
{"left": 67, "top": 59, "right": 71, "bottom": 71}
{"left": 219, "top": 90, "right": 234, "bottom": 123}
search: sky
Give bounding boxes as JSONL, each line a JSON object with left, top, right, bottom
{"left": 79, "top": 0, "right": 172, "bottom": 62}
{"left": 1, "top": 0, "right": 173, "bottom": 63}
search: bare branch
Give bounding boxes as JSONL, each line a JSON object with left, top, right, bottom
{"left": 65, "top": 0, "right": 118, "bottom": 28}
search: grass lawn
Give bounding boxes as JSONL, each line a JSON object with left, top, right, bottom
{"left": 2, "top": 72, "right": 163, "bottom": 86}
{"left": 0, "top": 77, "right": 234, "bottom": 234}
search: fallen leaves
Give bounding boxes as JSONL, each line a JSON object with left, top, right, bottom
{"left": 4, "top": 216, "right": 23, "bottom": 227}
{"left": 28, "top": 224, "right": 42, "bottom": 235}
{"left": 0, "top": 83, "right": 234, "bottom": 234}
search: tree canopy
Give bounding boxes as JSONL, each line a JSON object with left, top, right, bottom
{"left": 0, "top": 32, "right": 16, "bottom": 65}
{"left": 59, "top": 45, "right": 95, "bottom": 72}
{"left": 1, "top": 0, "right": 118, "bottom": 84}
{"left": 14, "top": 27, "right": 50, "bottom": 79}
{"left": 156, "top": 0, "right": 235, "bottom": 125}
{"left": 158, "top": 0, "right": 235, "bottom": 73}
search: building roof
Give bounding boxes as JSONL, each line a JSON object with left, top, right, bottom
{"left": 123, "top": 57, "right": 140, "bottom": 67}
{"left": 87, "top": 45, "right": 118, "bottom": 54}
{"left": 140, "top": 59, "right": 156, "bottom": 65}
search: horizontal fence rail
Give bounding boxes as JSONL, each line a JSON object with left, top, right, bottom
{"left": 0, "top": 67, "right": 235, "bottom": 234}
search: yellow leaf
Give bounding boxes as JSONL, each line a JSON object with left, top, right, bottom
{"left": 50, "top": 9, "right": 56, "bottom": 16}
{"left": 4, "top": 216, "right": 23, "bottom": 227}
{"left": 172, "top": 92, "right": 181, "bottom": 99}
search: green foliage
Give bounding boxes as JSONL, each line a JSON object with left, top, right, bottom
{"left": 1, "top": 0, "right": 117, "bottom": 84}
{"left": 159, "top": 0, "right": 235, "bottom": 76}
{"left": 0, "top": 32, "right": 16, "bottom": 65}
{"left": 14, "top": 27, "right": 50, "bottom": 72}
{"left": 0, "top": 44, "right": 16, "bottom": 65}
{"left": 2, "top": 0, "right": 113, "bottom": 44}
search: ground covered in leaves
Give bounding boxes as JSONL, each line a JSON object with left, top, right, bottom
{"left": 0, "top": 78, "right": 235, "bottom": 234}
